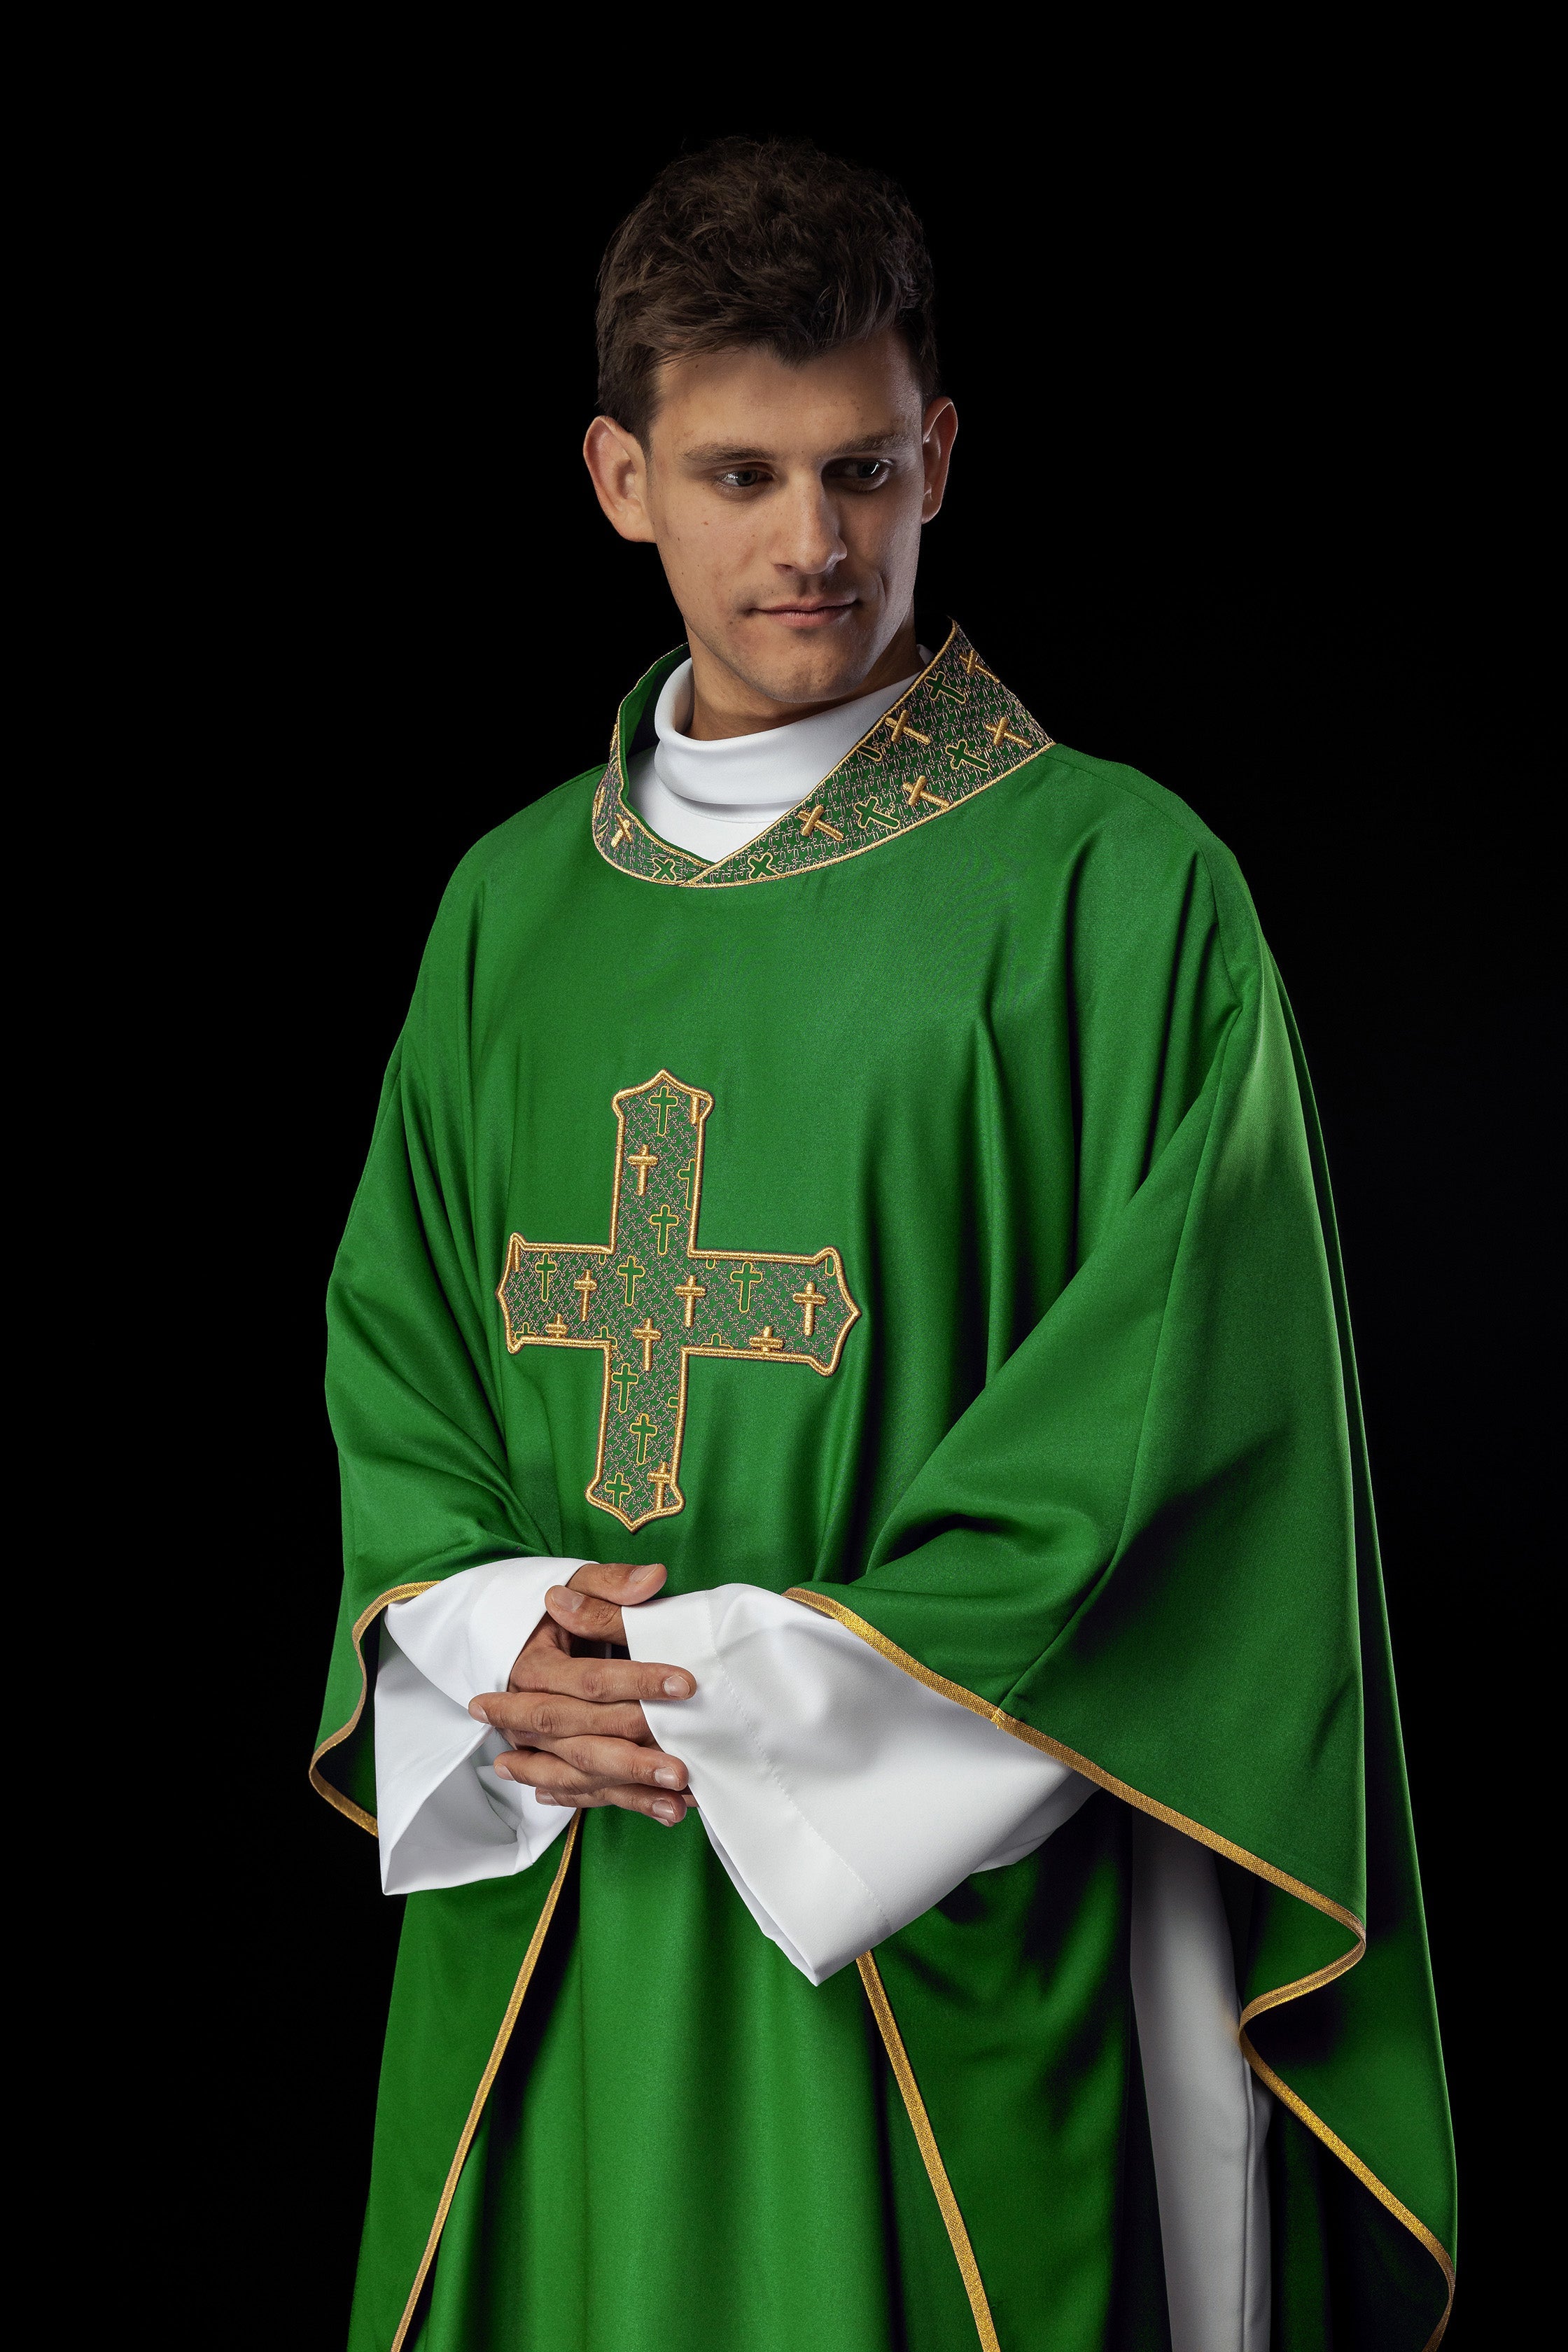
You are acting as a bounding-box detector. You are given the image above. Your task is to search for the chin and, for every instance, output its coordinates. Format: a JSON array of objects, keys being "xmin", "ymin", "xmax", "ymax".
[{"xmin": 734, "ymin": 617, "xmax": 883, "ymax": 708}]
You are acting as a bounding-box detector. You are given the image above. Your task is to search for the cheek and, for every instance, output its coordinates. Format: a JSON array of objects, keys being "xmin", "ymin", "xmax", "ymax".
[
  {"xmin": 657, "ymin": 506, "xmax": 748, "ymax": 587},
  {"xmin": 846, "ymin": 487, "xmax": 925, "ymax": 575}
]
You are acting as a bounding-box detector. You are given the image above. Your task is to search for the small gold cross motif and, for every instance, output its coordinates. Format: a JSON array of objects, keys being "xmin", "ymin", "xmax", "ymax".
[
  {"xmin": 496, "ymin": 1070, "xmax": 860, "ymax": 1532},
  {"xmin": 986, "ymin": 713, "xmax": 1030, "ymax": 751},
  {"xmin": 883, "ymin": 709, "xmax": 931, "ymax": 748},
  {"xmin": 797, "ymin": 804, "xmax": 845, "ymax": 841},
  {"xmin": 610, "ymin": 816, "xmax": 633, "ymax": 848},
  {"xmin": 960, "ymin": 648, "xmax": 998, "ymax": 681},
  {"xmin": 792, "ymin": 1280, "xmax": 826, "ymax": 1336},
  {"xmin": 632, "ymin": 1317, "xmax": 662, "ymax": 1370},
  {"xmin": 904, "ymin": 775, "xmax": 951, "ymax": 813}
]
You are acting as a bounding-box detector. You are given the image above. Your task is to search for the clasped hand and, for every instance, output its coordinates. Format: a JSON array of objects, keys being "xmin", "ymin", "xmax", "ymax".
[{"xmin": 467, "ymin": 1562, "xmax": 694, "ymax": 1826}]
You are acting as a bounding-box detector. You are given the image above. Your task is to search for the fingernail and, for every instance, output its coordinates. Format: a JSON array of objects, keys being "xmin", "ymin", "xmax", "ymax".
[
  {"xmin": 551, "ymin": 1587, "xmax": 583, "ymax": 1614},
  {"xmin": 654, "ymin": 1767, "xmax": 682, "ymax": 1788},
  {"xmin": 630, "ymin": 1564, "xmax": 660, "ymax": 1583},
  {"xmin": 652, "ymin": 1800, "xmax": 680, "ymax": 1823},
  {"xmin": 468, "ymin": 1700, "xmax": 491, "ymax": 1721},
  {"xmin": 662, "ymin": 1674, "xmax": 692, "ymax": 1699}
]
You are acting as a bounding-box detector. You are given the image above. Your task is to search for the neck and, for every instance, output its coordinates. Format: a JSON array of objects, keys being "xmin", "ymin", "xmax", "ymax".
[{"xmin": 684, "ymin": 610, "xmax": 920, "ymax": 742}]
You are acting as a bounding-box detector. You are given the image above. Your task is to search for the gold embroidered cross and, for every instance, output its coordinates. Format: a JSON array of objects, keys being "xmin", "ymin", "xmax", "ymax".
[
  {"xmin": 610, "ymin": 816, "xmax": 634, "ymax": 848},
  {"xmin": 986, "ymin": 713, "xmax": 1031, "ymax": 751},
  {"xmin": 854, "ymin": 796, "xmax": 899, "ymax": 832},
  {"xmin": 883, "ymin": 709, "xmax": 931, "ymax": 748},
  {"xmin": 960, "ymin": 648, "xmax": 998, "ymax": 681},
  {"xmin": 797, "ymin": 804, "xmax": 845, "ymax": 841},
  {"xmin": 792, "ymin": 1280, "xmax": 826, "ymax": 1336},
  {"xmin": 496, "ymin": 1070, "xmax": 860, "ymax": 1529},
  {"xmin": 631, "ymin": 1317, "xmax": 662, "ymax": 1370},
  {"xmin": 904, "ymin": 775, "xmax": 951, "ymax": 813},
  {"xmin": 628, "ymin": 1411, "xmax": 658, "ymax": 1464}
]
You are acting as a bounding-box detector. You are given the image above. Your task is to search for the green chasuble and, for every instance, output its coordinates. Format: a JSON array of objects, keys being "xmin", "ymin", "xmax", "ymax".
[{"xmin": 315, "ymin": 626, "xmax": 1455, "ymax": 2351}]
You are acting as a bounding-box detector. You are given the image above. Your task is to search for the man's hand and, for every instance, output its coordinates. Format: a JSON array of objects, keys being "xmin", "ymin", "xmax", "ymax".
[{"xmin": 467, "ymin": 1562, "xmax": 696, "ymax": 1826}]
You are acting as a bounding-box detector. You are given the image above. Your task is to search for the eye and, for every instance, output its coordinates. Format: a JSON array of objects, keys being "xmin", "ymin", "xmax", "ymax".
[
  {"xmin": 836, "ymin": 460, "xmax": 893, "ymax": 488},
  {"xmin": 717, "ymin": 468, "xmax": 768, "ymax": 489}
]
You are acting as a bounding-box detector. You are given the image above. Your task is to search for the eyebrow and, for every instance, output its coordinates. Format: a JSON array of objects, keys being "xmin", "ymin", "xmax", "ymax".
[{"xmin": 680, "ymin": 429, "xmax": 911, "ymax": 465}]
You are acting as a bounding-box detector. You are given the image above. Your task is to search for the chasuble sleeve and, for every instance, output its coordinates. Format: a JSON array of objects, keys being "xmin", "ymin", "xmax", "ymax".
[
  {"xmin": 785, "ymin": 802, "xmax": 1454, "ymax": 2308},
  {"xmin": 313, "ymin": 868, "xmax": 565, "ymax": 1829}
]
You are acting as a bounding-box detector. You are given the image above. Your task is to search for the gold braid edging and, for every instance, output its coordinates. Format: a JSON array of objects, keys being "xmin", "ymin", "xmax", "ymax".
[
  {"xmin": 789, "ymin": 1588, "xmax": 1454, "ymax": 2344},
  {"xmin": 390, "ymin": 1814, "xmax": 583, "ymax": 2352},
  {"xmin": 856, "ymin": 1952, "xmax": 1001, "ymax": 2352},
  {"xmin": 308, "ymin": 1582, "xmax": 440, "ymax": 1835},
  {"xmin": 1240, "ymin": 2038, "xmax": 1455, "ymax": 2351}
]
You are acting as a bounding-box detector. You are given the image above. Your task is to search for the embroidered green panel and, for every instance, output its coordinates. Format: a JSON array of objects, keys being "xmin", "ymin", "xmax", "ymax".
[
  {"xmin": 590, "ymin": 622, "xmax": 1052, "ymax": 888},
  {"xmin": 496, "ymin": 1070, "xmax": 858, "ymax": 1532}
]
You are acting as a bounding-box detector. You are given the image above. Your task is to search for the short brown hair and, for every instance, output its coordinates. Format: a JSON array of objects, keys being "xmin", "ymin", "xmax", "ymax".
[{"xmin": 596, "ymin": 136, "xmax": 938, "ymax": 442}]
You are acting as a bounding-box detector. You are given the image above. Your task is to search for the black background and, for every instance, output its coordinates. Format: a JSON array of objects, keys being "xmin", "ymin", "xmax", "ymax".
[{"xmin": 177, "ymin": 74, "xmax": 1546, "ymax": 2348}]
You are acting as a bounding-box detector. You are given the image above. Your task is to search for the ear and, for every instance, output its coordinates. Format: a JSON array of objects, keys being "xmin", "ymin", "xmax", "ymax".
[
  {"xmin": 583, "ymin": 414, "xmax": 657, "ymax": 543},
  {"xmin": 919, "ymin": 398, "xmax": 959, "ymax": 524}
]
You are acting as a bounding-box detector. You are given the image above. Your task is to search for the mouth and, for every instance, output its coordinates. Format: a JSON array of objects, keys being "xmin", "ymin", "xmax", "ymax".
[{"xmin": 750, "ymin": 598, "xmax": 858, "ymax": 630}]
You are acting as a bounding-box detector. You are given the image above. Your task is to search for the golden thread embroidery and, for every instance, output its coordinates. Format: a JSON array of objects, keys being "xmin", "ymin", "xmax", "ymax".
[
  {"xmin": 497, "ymin": 1072, "xmax": 859, "ymax": 1531},
  {"xmin": 792, "ymin": 1589, "xmax": 1455, "ymax": 2330},
  {"xmin": 308, "ymin": 1581, "xmax": 439, "ymax": 1833},
  {"xmin": 592, "ymin": 624, "xmax": 1055, "ymax": 892},
  {"xmin": 857, "ymin": 1953, "xmax": 1001, "ymax": 2352},
  {"xmin": 389, "ymin": 1816, "xmax": 583, "ymax": 2352}
]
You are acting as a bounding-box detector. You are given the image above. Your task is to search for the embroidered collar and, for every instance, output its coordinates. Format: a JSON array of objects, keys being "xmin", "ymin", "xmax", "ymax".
[{"xmin": 591, "ymin": 622, "xmax": 1052, "ymax": 888}]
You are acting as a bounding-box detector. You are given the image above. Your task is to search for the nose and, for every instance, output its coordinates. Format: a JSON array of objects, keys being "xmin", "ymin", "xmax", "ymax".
[{"xmin": 771, "ymin": 472, "xmax": 846, "ymax": 578}]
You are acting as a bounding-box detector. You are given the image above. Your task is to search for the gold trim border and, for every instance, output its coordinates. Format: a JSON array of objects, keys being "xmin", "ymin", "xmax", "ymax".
[
  {"xmin": 791, "ymin": 1588, "xmax": 1455, "ymax": 2342},
  {"xmin": 390, "ymin": 1813, "xmax": 582, "ymax": 2352},
  {"xmin": 858, "ymin": 1952, "xmax": 1000, "ymax": 2352},
  {"xmin": 309, "ymin": 1581, "xmax": 439, "ymax": 1835}
]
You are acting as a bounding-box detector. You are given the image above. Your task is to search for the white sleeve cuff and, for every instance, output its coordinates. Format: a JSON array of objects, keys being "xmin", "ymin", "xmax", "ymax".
[
  {"xmin": 624, "ymin": 1583, "xmax": 1091, "ymax": 1984},
  {"xmin": 374, "ymin": 1556, "xmax": 587, "ymax": 1896}
]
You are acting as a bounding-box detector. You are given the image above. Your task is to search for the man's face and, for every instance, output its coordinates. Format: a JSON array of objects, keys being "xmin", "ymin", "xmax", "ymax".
[{"xmin": 586, "ymin": 330, "xmax": 956, "ymax": 721}]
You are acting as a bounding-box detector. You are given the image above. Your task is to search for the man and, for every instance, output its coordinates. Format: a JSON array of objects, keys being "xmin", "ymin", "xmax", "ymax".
[{"xmin": 314, "ymin": 139, "xmax": 1455, "ymax": 2351}]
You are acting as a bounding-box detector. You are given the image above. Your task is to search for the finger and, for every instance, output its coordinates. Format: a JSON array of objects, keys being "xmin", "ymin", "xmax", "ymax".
[
  {"xmin": 547, "ymin": 1560, "xmax": 667, "ymax": 1645},
  {"xmin": 475, "ymin": 1691, "xmax": 652, "ymax": 1746},
  {"xmin": 570, "ymin": 1561, "xmax": 668, "ymax": 1604},
  {"xmin": 545, "ymin": 1586, "xmax": 626, "ymax": 1644},
  {"xmin": 496, "ymin": 1653, "xmax": 694, "ymax": 1704},
  {"xmin": 498, "ymin": 1733, "xmax": 688, "ymax": 1791},
  {"xmin": 536, "ymin": 1782, "xmax": 689, "ymax": 1826},
  {"xmin": 498, "ymin": 1747, "xmax": 690, "ymax": 1816}
]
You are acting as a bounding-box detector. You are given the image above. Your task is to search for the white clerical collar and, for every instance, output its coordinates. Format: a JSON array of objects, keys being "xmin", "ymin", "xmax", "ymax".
[{"xmin": 626, "ymin": 654, "xmax": 927, "ymax": 864}]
